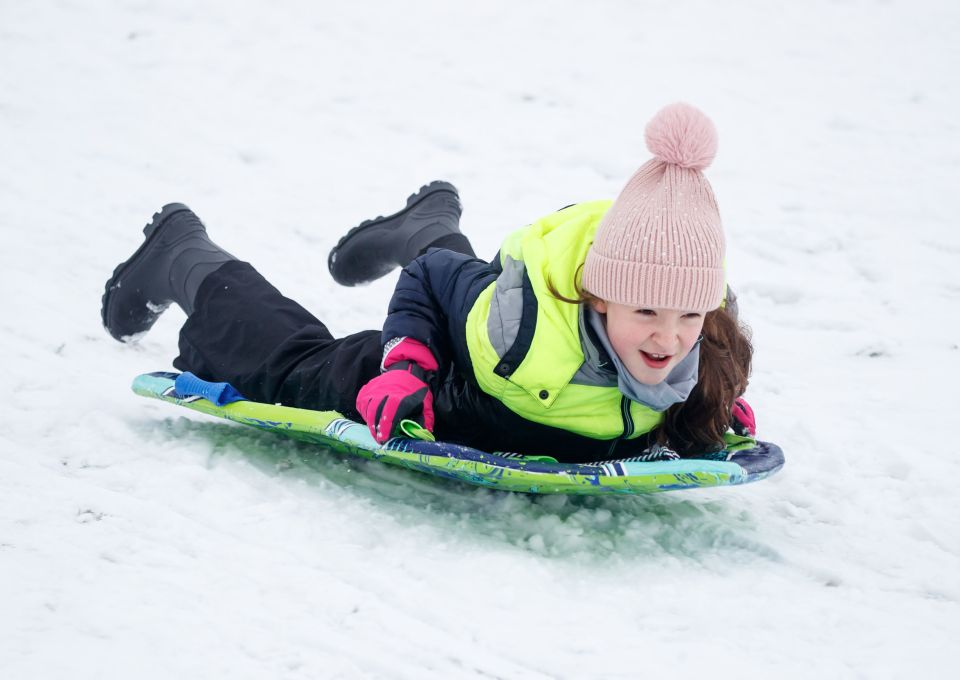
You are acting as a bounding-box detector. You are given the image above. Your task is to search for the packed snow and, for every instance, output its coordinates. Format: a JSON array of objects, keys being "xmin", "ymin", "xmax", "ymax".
[{"xmin": 1, "ymin": 1, "xmax": 958, "ymax": 678}]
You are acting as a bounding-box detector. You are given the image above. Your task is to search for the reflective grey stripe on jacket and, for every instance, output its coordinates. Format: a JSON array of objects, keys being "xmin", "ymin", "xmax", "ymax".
[{"xmin": 487, "ymin": 254, "xmax": 525, "ymax": 358}]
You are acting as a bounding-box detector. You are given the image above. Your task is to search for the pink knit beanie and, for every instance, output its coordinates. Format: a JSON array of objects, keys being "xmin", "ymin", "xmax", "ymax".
[{"xmin": 582, "ymin": 102, "xmax": 725, "ymax": 312}]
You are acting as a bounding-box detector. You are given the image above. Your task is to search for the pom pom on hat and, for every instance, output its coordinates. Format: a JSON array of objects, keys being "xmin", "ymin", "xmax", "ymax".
[{"xmin": 644, "ymin": 102, "xmax": 718, "ymax": 171}]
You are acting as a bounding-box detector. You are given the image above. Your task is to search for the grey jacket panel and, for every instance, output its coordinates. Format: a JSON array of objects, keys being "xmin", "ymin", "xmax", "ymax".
[
  {"xmin": 571, "ymin": 305, "xmax": 617, "ymax": 387},
  {"xmin": 724, "ymin": 286, "xmax": 739, "ymax": 321},
  {"xmin": 486, "ymin": 254, "xmax": 525, "ymax": 358}
]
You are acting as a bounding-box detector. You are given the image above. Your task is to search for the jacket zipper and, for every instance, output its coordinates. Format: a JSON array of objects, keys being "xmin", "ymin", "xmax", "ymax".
[
  {"xmin": 620, "ymin": 395, "xmax": 635, "ymax": 439},
  {"xmin": 606, "ymin": 396, "xmax": 635, "ymax": 458}
]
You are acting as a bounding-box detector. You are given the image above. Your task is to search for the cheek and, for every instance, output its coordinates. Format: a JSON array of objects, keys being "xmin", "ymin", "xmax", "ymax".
[
  {"xmin": 607, "ymin": 318, "xmax": 647, "ymax": 352},
  {"xmin": 680, "ymin": 323, "xmax": 704, "ymax": 350}
]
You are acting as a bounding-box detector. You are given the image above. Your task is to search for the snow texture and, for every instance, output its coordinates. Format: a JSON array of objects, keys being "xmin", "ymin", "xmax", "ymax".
[{"xmin": 1, "ymin": 1, "xmax": 959, "ymax": 678}]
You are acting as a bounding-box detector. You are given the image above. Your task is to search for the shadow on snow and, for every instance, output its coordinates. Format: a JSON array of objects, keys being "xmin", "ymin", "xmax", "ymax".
[{"xmin": 138, "ymin": 415, "xmax": 782, "ymax": 568}]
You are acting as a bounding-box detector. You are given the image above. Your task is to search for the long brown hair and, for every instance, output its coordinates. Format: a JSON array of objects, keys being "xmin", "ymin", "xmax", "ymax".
[
  {"xmin": 548, "ymin": 271, "xmax": 753, "ymax": 456},
  {"xmin": 658, "ymin": 306, "xmax": 752, "ymax": 455}
]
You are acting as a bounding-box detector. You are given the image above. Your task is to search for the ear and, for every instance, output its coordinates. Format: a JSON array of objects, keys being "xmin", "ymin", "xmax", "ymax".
[{"xmin": 590, "ymin": 298, "xmax": 608, "ymax": 314}]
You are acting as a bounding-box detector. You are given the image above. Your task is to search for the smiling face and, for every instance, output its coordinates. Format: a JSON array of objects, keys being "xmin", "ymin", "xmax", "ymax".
[{"xmin": 591, "ymin": 299, "xmax": 706, "ymax": 385}]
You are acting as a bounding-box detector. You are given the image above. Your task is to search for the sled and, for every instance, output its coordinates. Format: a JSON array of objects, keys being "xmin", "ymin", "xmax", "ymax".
[{"xmin": 133, "ymin": 371, "xmax": 784, "ymax": 495}]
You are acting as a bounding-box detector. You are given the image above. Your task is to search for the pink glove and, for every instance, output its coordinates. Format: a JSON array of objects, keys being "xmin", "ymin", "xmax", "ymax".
[
  {"xmin": 356, "ymin": 338, "xmax": 438, "ymax": 444},
  {"xmin": 731, "ymin": 397, "xmax": 757, "ymax": 437}
]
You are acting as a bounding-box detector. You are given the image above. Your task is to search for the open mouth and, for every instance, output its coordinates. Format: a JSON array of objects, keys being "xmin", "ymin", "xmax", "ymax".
[{"xmin": 640, "ymin": 350, "xmax": 672, "ymax": 369}]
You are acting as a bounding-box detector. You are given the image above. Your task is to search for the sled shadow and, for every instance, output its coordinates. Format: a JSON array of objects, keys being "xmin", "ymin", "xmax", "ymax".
[{"xmin": 140, "ymin": 415, "xmax": 781, "ymax": 566}]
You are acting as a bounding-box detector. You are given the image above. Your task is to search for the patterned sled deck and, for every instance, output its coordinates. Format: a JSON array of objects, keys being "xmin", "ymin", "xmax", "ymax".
[{"xmin": 133, "ymin": 372, "xmax": 784, "ymax": 495}]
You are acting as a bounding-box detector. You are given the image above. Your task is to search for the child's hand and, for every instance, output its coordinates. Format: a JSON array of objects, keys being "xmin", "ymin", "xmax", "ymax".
[
  {"xmin": 356, "ymin": 370, "xmax": 434, "ymax": 444},
  {"xmin": 356, "ymin": 337, "xmax": 438, "ymax": 444},
  {"xmin": 731, "ymin": 397, "xmax": 757, "ymax": 437}
]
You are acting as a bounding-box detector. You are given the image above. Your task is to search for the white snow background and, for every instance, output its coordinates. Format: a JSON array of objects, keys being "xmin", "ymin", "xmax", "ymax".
[{"xmin": 1, "ymin": 0, "xmax": 959, "ymax": 678}]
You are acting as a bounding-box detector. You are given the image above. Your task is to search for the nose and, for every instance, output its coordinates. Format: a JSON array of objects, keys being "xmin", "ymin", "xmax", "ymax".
[{"xmin": 649, "ymin": 316, "xmax": 680, "ymax": 350}]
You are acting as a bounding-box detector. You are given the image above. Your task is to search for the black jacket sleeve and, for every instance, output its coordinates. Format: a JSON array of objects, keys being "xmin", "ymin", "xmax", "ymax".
[{"xmin": 381, "ymin": 248, "xmax": 497, "ymax": 374}]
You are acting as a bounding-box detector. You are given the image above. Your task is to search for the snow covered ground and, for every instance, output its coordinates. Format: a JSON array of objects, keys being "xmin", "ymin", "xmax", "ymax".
[{"xmin": 2, "ymin": 0, "xmax": 959, "ymax": 677}]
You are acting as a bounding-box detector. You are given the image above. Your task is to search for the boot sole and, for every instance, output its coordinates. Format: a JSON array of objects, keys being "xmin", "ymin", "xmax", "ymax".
[
  {"xmin": 100, "ymin": 203, "xmax": 193, "ymax": 341},
  {"xmin": 327, "ymin": 181, "xmax": 459, "ymax": 282}
]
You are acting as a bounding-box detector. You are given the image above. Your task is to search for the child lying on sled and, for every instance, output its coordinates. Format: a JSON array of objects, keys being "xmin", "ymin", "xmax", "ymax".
[{"xmin": 101, "ymin": 103, "xmax": 755, "ymax": 463}]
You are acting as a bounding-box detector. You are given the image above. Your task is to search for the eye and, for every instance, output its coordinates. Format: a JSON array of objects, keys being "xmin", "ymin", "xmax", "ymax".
[
  {"xmin": 635, "ymin": 309, "xmax": 656, "ymax": 316},
  {"xmin": 682, "ymin": 312, "xmax": 702, "ymax": 319}
]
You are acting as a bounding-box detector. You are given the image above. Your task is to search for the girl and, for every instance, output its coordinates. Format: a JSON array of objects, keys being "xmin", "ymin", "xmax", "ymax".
[{"xmin": 101, "ymin": 103, "xmax": 755, "ymax": 463}]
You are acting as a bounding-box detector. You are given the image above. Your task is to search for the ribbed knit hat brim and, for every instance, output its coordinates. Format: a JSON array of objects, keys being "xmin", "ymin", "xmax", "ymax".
[{"xmin": 582, "ymin": 249, "xmax": 725, "ymax": 312}]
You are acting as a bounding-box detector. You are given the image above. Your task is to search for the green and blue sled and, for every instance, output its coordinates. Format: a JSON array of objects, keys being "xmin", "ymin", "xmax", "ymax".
[{"xmin": 133, "ymin": 371, "xmax": 784, "ymax": 495}]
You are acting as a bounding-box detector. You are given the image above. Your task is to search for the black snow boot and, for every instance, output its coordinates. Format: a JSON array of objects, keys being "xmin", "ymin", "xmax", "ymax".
[
  {"xmin": 101, "ymin": 203, "xmax": 235, "ymax": 342},
  {"xmin": 328, "ymin": 181, "xmax": 473, "ymax": 287}
]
